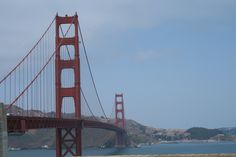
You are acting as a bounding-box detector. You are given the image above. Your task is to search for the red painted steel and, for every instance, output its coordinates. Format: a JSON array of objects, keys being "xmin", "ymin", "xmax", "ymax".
[
  {"xmin": 7, "ymin": 116, "xmax": 82, "ymax": 133},
  {"xmin": 55, "ymin": 13, "xmax": 81, "ymax": 157},
  {"xmin": 115, "ymin": 93, "xmax": 126, "ymax": 147},
  {"xmin": 7, "ymin": 116, "xmax": 125, "ymax": 133}
]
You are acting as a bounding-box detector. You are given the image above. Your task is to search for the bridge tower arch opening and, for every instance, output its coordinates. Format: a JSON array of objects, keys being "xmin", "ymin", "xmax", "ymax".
[
  {"xmin": 55, "ymin": 13, "xmax": 82, "ymax": 157},
  {"xmin": 115, "ymin": 93, "xmax": 126, "ymax": 147}
]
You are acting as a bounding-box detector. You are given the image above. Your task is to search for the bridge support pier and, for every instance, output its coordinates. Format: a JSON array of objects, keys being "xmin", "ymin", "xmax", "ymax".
[
  {"xmin": 0, "ymin": 103, "xmax": 7, "ymax": 157},
  {"xmin": 116, "ymin": 132, "xmax": 126, "ymax": 147},
  {"xmin": 56, "ymin": 128, "xmax": 81, "ymax": 157}
]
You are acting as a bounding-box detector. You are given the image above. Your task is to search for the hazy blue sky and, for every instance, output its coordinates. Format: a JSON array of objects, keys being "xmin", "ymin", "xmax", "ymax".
[{"xmin": 0, "ymin": 0, "xmax": 236, "ymax": 129}]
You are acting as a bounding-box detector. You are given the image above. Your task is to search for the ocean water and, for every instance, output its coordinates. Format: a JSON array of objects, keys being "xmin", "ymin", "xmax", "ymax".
[{"xmin": 7, "ymin": 142, "xmax": 236, "ymax": 157}]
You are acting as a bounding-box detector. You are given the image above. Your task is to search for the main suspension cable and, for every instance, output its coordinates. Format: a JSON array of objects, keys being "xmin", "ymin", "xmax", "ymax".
[
  {"xmin": 81, "ymin": 88, "xmax": 97, "ymax": 120},
  {"xmin": 0, "ymin": 17, "xmax": 55, "ymax": 85},
  {"xmin": 7, "ymin": 15, "xmax": 75, "ymax": 109},
  {"xmin": 78, "ymin": 20, "xmax": 108, "ymax": 119}
]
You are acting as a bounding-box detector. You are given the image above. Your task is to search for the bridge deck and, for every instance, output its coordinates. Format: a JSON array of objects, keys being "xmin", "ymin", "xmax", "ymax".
[{"xmin": 7, "ymin": 116, "xmax": 125, "ymax": 133}]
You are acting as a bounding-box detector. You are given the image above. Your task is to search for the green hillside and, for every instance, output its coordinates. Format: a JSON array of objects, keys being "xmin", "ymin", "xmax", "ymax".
[{"xmin": 186, "ymin": 127, "xmax": 223, "ymax": 140}]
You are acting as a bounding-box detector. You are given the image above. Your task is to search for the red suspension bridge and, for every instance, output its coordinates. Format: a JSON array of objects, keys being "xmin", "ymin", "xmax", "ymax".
[{"xmin": 0, "ymin": 13, "xmax": 126, "ymax": 157}]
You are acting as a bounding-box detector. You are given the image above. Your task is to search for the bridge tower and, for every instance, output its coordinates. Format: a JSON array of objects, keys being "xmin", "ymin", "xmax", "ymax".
[
  {"xmin": 55, "ymin": 14, "xmax": 82, "ymax": 157},
  {"xmin": 115, "ymin": 93, "xmax": 126, "ymax": 147}
]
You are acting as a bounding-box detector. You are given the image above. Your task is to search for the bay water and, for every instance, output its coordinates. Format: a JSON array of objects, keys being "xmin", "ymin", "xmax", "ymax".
[{"xmin": 7, "ymin": 142, "xmax": 236, "ymax": 157}]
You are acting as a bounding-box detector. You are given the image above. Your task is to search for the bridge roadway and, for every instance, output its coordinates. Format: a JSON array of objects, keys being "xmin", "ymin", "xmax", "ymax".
[{"xmin": 7, "ymin": 116, "xmax": 125, "ymax": 133}]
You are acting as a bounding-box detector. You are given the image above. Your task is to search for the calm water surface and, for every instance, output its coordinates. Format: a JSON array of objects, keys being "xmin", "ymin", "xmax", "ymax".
[{"xmin": 7, "ymin": 142, "xmax": 236, "ymax": 157}]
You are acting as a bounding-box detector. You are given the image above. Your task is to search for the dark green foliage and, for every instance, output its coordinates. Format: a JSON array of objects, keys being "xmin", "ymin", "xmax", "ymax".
[
  {"xmin": 138, "ymin": 125, "xmax": 146, "ymax": 134},
  {"xmin": 186, "ymin": 127, "xmax": 223, "ymax": 140}
]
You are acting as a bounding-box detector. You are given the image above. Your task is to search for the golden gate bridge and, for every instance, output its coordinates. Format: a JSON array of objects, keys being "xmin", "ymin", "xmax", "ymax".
[{"xmin": 0, "ymin": 13, "xmax": 126, "ymax": 157}]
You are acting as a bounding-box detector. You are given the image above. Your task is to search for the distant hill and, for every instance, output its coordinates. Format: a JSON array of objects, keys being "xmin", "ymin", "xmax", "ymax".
[
  {"xmin": 186, "ymin": 127, "xmax": 223, "ymax": 140},
  {"xmin": 8, "ymin": 128, "xmax": 116, "ymax": 149},
  {"xmin": 219, "ymin": 127, "xmax": 236, "ymax": 136}
]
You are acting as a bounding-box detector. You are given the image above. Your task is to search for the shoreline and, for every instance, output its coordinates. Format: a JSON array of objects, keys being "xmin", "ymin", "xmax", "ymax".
[{"xmin": 8, "ymin": 140, "xmax": 236, "ymax": 150}]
